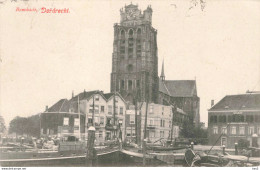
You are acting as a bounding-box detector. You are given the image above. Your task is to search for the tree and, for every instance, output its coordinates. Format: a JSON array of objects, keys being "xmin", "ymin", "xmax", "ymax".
[
  {"xmin": 180, "ymin": 119, "xmax": 208, "ymax": 144},
  {"xmin": 0, "ymin": 115, "xmax": 6, "ymax": 133},
  {"xmin": 8, "ymin": 114, "xmax": 40, "ymax": 137},
  {"xmin": 26, "ymin": 114, "xmax": 40, "ymax": 137},
  {"xmin": 180, "ymin": 119, "xmax": 195, "ymax": 138},
  {"xmin": 238, "ymin": 139, "xmax": 250, "ymax": 149},
  {"xmin": 9, "ymin": 116, "xmax": 27, "ymax": 136}
]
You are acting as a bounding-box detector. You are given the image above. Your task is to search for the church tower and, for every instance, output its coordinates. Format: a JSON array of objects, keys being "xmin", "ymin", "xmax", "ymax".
[{"xmin": 110, "ymin": 4, "xmax": 159, "ymax": 103}]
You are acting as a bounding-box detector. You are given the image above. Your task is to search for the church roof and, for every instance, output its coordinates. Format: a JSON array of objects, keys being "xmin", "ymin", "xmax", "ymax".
[
  {"xmin": 209, "ymin": 93, "xmax": 260, "ymax": 111},
  {"xmin": 159, "ymin": 79, "xmax": 197, "ymax": 97}
]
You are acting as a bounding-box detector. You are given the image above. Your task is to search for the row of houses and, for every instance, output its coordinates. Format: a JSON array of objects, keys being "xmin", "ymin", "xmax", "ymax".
[{"xmin": 41, "ymin": 90, "xmax": 187, "ymax": 145}]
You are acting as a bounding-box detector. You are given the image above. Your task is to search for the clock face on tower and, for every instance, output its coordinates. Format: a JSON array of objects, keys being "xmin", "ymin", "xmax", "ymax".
[{"xmin": 126, "ymin": 9, "xmax": 136, "ymax": 19}]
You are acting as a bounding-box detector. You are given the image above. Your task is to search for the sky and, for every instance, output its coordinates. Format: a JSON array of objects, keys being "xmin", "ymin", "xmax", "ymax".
[{"xmin": 0, "ymin": 0, "xmax": 260, "ymax": 127}]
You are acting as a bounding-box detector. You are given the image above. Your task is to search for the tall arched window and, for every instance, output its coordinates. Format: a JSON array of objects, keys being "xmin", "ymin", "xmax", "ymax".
[
  {"xmin": 128, "ymin": 29, "xmax": 134, "ymax": 58},
  {"xmin": 120, "ymin": 30, "xmax": 125, "ymax": 58},
  {"xmin": 127, "ymin": 64, "xmax": 133, "ymax": 72},
  {"xmin": 136, "ymin": 28, "xmax": 142, "ymax": 58}
]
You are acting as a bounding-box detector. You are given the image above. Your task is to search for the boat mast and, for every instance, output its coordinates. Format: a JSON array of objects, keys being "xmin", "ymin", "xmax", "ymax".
[
  {"xmin": 170, "ymin": 104, "xmax": 176, "ymax": 143},
  {"xmin": 78, "ymin": 95, "xmax": 81, "ymax": 140},
  {"xmin": 143, "ymin": 78, "xmax": 149, "ymax": 166},
  {"xmin": 134, "ymin": 93, "xmax": 138, "ymax": 144},
  {"xmin": 92, "ymin": 93, "xmax": 95, "ymax": 127},
  {"xmin": 143, "ymin": 98, "xmax": 148, "ymax": 166},
  {"xmin": 113, "ymin": 91, "xmax": 116, "ymax": 139}
]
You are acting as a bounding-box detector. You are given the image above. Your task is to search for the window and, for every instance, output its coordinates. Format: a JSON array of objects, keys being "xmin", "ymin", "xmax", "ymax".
[
  {"xmin": 130, "ymin": 115, "xmax": 135, "ymax": 124},
  {"xmin": 88, "ymin": 118, "xmax": 93, "ymax": 123},
  {"xmin": 127, "ymin": 64, "xmax": 133, "ymax": 72},
  {"xmin": 63, "ymin": 117, "xmax": 69, "ymax": 126},
  {"xmin": 221, "ymin": 127, "xmax": 227, "ymax": 134},
  {"xmin": 106, "ymin": 117, "xmax": 111, "ymax": 125},
  {"xmin": 137, "ymin": 80, "xmax": 140, "ymax": 88},
  {"xmin": 257, "ymin": 127, "xmax": 260, "ymax": 135},
  {"xmin": 246, "ymin": 115, "xmax": 254, "ymax": 123},
  {"xmin": 118, "ymin": 119, "xmax": 123, "ymax": 126},
  {"xmin": 95, "ymin": 105, "xmax": 99, "ymax": 113},
  {"xmin": 137, "ymin": 28, "xmax": 141, "ymax": 36},
  {"xmin": 149, "ymin": 105, "xmax": 154, "ymax": 114},
  {"xmin": 114, "ymin": 118, "xmax": 118, "ymax": 125},
  {"xmin": 210, "ymin": 116, "xmax": 214, "ymax": 123},
  {"xmin": 101, "ymin": 106, "xmax": 105, "ymax": 112},
  {"xmin": 239, "ymin": 126, "xmax": 245, "ymax": 135},
  {"xmin": 231, "ymin": 126, "xmax": 236, "ymax": 135},
  {"xmin": 94, "ymin": 117, "xmax": 99, "ymax": 124},
  {"xmin": 120, "ymin": 107, "xmax": 123, "ymax": 115},
  {"xmin": 99, "ymin": 131, "xmax": 103, "ymax": 138},
  {"xmin": 232, "ymin": 115, "xmax": 236, "ymax": 122},
  {"xmin": 128, "ymin": 80, "xmax": 133, "ymax": 90},
  {"xmin": 115, "ymin": 96, "xmax": 119, "ymax": 103},
  {"xmin": 221, "ymin": 137, "xmax": 227, "ymax": 147},
  {"xmin": 228, "ymin": 115, "xmax": 232, "ymax": 122},
  {"xmin": 74, "ymin": 118, "xmax": 79, "ymax": 126},
  {"xmin": 160, "ymin": 131, "xmax": 164, "ymax": 138},
  {"xmin": 255, "ymin": 115, "xmax": 260, "ymax": 122},
  {"xmin": 108, "ymin": 105, "xmax": 112, "ymax": 114},
  {"xmin": 115, "ymin": 106, "xmax": 118, "ymax": 115},
  {"xmin": 248, "ymin": 126, "xmax": 254, "ymax": 135},
  {"xmin": 160, "ymin": 119, "xmax": 165, "ymax": 127},
  {"xmin": 240, "ymin": 115, "xmax": 244, "ymax": 122},
  {"xmin": 149, "ymin": 131, "xmax": 155, "ymax": 138},
  {"xmin": 149, "ymin": 119, "xmax": 154, "ymax": 126},
  {"xmin": 120, "ymin": 30, "xmax": 125, "ymax": 38},
  {"xmin": 213, "ymin": 126, "xmax": 218, "ymax": 134},
  {"xmin": 129, "ymin": 29, "xmax": 133, "ymax": 36},
  {"xmin": 100, "ymin": 117, "xmax": 104, "ymax": 126},
  {"xmin": 95, "ymin": 95, "xmax": 99, "ymax": 101},
  {"xmin": 219, "ymin": 115, "xmax": 226, "ymax": 123},
  {"xmin": 89, "ymin": 105, "xmax": 93, "ymax": 113},
  {"xmin": 121, "ymin": 80, "xmax": 125, "ymax": 90}
]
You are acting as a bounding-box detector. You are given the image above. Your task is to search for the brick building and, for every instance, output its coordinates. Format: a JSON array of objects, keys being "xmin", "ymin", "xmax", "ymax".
[
  {"xmin": 208, "ymin": 92, "xmax": 260, "ymax": 148},
  {"xmin": 41, "ymin": 99, "xmax": 85, "ymax": 138}
]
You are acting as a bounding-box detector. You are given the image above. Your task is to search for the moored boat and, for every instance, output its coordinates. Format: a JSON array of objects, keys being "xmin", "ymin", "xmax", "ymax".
[
  {"xmin": 0, "ymin": 137, "xmax": 120, "ymax": 167},
  {"xmin": 184, "ymin": 148, "xmax": 260, "ymax": 167}
]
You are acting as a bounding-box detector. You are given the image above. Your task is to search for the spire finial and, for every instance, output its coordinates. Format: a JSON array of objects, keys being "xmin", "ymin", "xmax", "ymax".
[{"xmin": 160, "ymin": 59, "xmax": 165, "ymax": 81}]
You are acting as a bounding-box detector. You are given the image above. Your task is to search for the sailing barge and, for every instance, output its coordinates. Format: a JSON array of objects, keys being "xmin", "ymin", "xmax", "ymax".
[{"xmin": 0, "ymin": 141, "xmax": 120, "ymax": 167}]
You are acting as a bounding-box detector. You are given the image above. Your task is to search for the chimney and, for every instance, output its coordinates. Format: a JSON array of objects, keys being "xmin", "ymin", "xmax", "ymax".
[
  {"xmin": 72, "ymin": 90, "xmax": 74, "ymax": 98},
  {"xmin": 84, "ymin": 89, "xmax": 86, "ymax": 97},
  {"xmin": 246, "ymin": 90, "xmax": 260, "ymax": 94},
  {"xmin": 211, "ymin": 100, "xmax": 214, "ymax": 107},
  {"xmin": 45, "ymin": 105, "xmax": 48, "ymax": 112}
]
